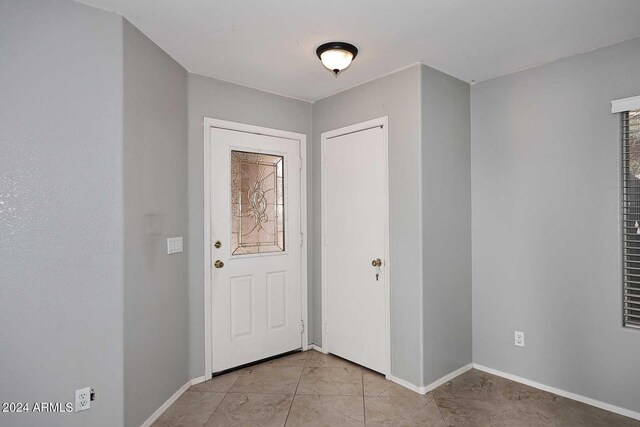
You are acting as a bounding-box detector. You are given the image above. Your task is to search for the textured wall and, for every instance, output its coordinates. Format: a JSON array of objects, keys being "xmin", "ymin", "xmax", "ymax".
[
  {"xmin": 187, "ymin": 74, "xmax": 312, "ymax": 379},
  {"xmin": 0, "ymin": 1, "xmax": 125, "ymax": 426},
  {"xmin": 312, "ymin": 66, "xmax": 424, "ymax": 386},
  {"xmin": 122, "ymin": 20, "xmax": 189, "ymax": 427},
  {"xmin": 421, "ymin": 65, "xmax": 472, "ymax": 386},
  {"xmin": 472, "ymin": 37, "xmax": 640, "ymax": 413}
]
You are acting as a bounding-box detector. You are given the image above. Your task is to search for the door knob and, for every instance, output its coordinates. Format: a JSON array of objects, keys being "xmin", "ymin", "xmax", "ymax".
[
  {"xmin": 371, "ymin": 258, "xmax": 382, "ymax": 267},
  {"xmin": 214, "ymin": 260, "xmax": 224, "ymax": 269},
  {"xmin": 214, "ymin": 240, "xmax": 222, "ymax": 249}
]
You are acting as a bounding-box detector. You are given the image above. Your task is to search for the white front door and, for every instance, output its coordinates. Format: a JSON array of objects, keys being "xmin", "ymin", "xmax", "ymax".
[
  {"xmin": 210, "ymin": 126, "xmax": 302, "ymax": 372},
  {"xmin": 323, "ymin": 122, "xmax": 389, "ymax": 374}
]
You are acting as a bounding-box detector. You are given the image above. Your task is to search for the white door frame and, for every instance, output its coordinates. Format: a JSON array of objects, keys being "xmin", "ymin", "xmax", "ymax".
[
  {"xmin": 203, "ymin": 117, "xmax": 308, "ymax": 378},
  {"xmin": 320, "ymin": 116, "xmax": 391, "ymax": 376}
]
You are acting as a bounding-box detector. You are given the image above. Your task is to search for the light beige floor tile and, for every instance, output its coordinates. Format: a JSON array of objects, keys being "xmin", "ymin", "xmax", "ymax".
[
  {"xmin": 265, "ymin": 351, "xmax": 308, "ymax": 368},
  {"xmin": 365, "ymin": 396, "xmax": 446, "ymax": 427},
  {"xmin": 296, "ymin": 367, "xmax": 363, "ymax": 395},
  {"xmin": 230, "ymin": 365, "xmax": 303, "ymax": 394},
  {"xmin": 205, "ymin": 393, "xmax": 293, "ymax": 427},
  {"xmin": 432, "ymin": 369, "xmax": 503, "ymax": 401},
  {"xmin": 515, "ymin": 398, "xmax": 640, "ymax": 427},
  {"xmin": 362, "ymin": 369, "xmax": 426, "ymax": 398},
  {"xmin": 152, "ymin": 391, "xmax": 225, "ymax": 427},
  {"xmin": 285, "ymin": 394, "xmax": 364, "ymax": 427},
  {"xmin": 497, "ymin": 378, "xmax": 561, "ymax": 402},
  {"xmin": 153, "ymin": 359, "xmax": 640, "ymax": 427},
  {"xmin": 433, "ymin": 368, "xmax": 557, "ymax": 402},
  {"xmin": 304, "ymin": 350, "xmax": 359, "ymax": 368},
  {"xmin": 189, "ymin": 371, "xmax": 240, "ymax": 393},
  {"xmin": 436, "ymin": 377, "xmax": 640, "ymax": 427},
  {"xmin": 435, "ymin": 396, "xmax": 529, "ymax": 427}
]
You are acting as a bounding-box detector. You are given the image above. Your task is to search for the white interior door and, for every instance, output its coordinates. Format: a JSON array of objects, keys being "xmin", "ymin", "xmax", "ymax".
[
  {"xmin": 323, "ymin": 123, "xmax": 388, "ymax": 374},
  {"xmin": 210, "ymin": 127, "xmax": 302, "ymax": 372}
]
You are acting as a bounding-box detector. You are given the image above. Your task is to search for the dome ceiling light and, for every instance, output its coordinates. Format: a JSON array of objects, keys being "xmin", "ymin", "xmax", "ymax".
[{"xmin": 316, "ymin": 42, "xmax": 358, "ymax": 76}]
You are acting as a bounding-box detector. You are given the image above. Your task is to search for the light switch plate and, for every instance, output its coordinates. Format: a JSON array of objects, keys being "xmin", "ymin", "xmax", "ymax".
[{"xmin": 167, "ymin": 237, "xmax": 183, "ymax": 254}]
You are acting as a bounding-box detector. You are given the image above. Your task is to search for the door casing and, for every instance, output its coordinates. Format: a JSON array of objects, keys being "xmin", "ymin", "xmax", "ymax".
[
  {"xmin": 203, "ymin": 117, "xmax": 308, "ymax": 378},
  {"xmin": 320, "ymin": 116, "xmax": 391, "ymax": 376}
]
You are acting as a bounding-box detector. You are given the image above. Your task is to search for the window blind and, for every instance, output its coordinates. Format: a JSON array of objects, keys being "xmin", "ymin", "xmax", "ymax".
[{"xmin": 622, "ymin": 109, "xmax": 640, "ymax": 329}]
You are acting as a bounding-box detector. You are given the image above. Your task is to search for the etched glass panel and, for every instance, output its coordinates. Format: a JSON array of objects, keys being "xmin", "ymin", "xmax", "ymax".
[{"xmin": 231, "ymin": 150, "xmax": 285, "ymax": 255}]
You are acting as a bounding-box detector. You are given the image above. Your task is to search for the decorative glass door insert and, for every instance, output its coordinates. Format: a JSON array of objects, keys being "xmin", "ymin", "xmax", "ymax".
[{"xmin": 231, "ymin": 150, "xmax": 285, "ymax": 255}]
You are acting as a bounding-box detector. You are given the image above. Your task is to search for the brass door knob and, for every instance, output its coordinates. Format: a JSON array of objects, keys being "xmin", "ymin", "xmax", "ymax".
[
  {"xmin": 214, "ymin": 260, "xmax": 224, "ymax": 269},
  {"xmin": 371, "ymin": 258, "xmax": 382, "ymax": 267}
]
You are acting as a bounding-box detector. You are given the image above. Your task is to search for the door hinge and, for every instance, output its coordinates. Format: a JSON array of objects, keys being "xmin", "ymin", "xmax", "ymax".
[
  {"xmin": 300, "ymin": 232, "xmax": 304, "ymax": 247},
  {"xmin": 301, "ymin": 320, "xmax": 305, "ymax": 334},
  {"xmin": 299, "ymin": 157, "xmax": 303, "ymax": 170}
]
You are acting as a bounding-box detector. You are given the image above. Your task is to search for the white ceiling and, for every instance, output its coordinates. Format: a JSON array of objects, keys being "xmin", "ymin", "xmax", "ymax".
[{"xmin": 79, "ymin": 0, "xmax": 640, "ymax": 102}]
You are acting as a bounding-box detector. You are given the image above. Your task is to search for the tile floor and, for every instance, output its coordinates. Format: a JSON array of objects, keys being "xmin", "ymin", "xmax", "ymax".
[{"xmin": 153, "ymin": 350, "xmax": 639, "ymax": 426}]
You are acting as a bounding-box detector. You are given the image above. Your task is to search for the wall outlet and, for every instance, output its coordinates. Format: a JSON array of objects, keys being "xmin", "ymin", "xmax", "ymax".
[
  {"xmin": 514, "ymin": 331, "xmax": 525, "ymax": 347},
  {"xmin": 75, "ymin": 387, "xmax": 91, "ymax": 412}
]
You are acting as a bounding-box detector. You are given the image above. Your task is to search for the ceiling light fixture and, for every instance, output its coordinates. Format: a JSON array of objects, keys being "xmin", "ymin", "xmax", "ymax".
[{"xmin": 316, "ymin": 42, "xmax": 358, "ymax": 76}]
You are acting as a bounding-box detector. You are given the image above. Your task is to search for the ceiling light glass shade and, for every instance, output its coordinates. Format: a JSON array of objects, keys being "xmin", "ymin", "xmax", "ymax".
[
  {"xmin": 316, "ymin": 42, "xmax": 358, "ymax": 76},
  {"xmin": 320, "ymin": 49, "xmax": 353, "ymax": 73}
]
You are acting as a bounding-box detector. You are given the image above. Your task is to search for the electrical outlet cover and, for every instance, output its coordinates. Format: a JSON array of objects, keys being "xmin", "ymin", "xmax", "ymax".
[
  {"xmin": 75, "ymin": 387, "xmax": 91, "ymax": 412},
  {"xmin": 514, "ymin": 331, "xmax": 525, "ymax": 347}
]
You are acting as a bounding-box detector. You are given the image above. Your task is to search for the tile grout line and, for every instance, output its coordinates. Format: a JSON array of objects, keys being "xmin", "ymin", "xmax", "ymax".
[
  {"xmin": 282, "ymin": 361, "xmax": 306, "ymax": 426},
  {"xmin": 225, "ymin": 391, "xmax": 365, "ymax": 396},
  {"xmin": 432, "ymin": 393, "xmax": 448, "ymax": 425},
  {"xmin": 201, "ymin": 374, "xmax": 241, "ymax": 426},
  {"xmin": 201, "ymin": 391, "xmax": 226, "ymax": 427}
]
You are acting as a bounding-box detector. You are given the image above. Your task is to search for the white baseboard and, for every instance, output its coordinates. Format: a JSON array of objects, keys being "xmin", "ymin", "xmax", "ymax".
[
  {"xmin": 190, "ymin": 375, "xmax": 207, "ymax": 386},
  {"xmin": 473, "ymin": 364, "xmax": 640, "ymax": 421},
  {"xmin": 423, "ymin": 363, "xmax": 474, "ymax": 393},
  {"xmin": 309, "ymin": 344, "xmax": 327, "ymax": 354},
  {"xmin": 386, "ymin": 374, "xmax": 427, "ymax": 394},
  {"xmin": 140, "ymin": 379, "xmax": 192, "ymax": 427},
  {"xmin": 387, "ymin": 363, "xmax": 473, "ymax": 396}
]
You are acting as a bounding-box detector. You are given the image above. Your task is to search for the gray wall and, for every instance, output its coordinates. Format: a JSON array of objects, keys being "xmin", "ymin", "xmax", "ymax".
[
  {"xmin": 421, "ymin": 65, "xmax": 472, "ymax": 385},
  {"xmin": 0, "ymin": 1, "xmax": 125, "ymax": 426},
  {"xmin": 187, "ymin": 74, "xmax": 313, "ymax": 379},
  {"xmin": 472, "ymin": 37, "xmax": 640, "ymax": 413},
  {"xmin": 123, "ymin": 21, "xmax": 189, "ymax": 427},
  {"xmin": 312, "ymin": 65, "xmax": 424, "ymax": 385}
]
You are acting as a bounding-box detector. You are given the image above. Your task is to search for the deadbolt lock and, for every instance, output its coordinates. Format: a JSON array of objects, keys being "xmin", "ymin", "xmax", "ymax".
[
  {"xmin": 371, "ymin": 258, "xmax": 382, "ymax": 267},
  {"xmin": 214, "ymin": 260, "xmax": 224, "ymax": 269},
  {"xmin": 214, "ymin": 240, "xmax": 222, "ymax": 249}
]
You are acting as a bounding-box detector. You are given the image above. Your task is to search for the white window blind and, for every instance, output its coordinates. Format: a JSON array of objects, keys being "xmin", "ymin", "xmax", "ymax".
[{"xmin": 622, "ymin": 109, "xmax": 640, "ymax": 329}]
